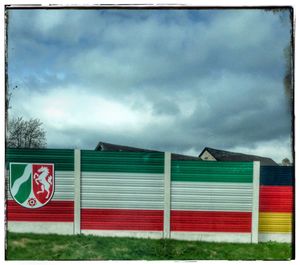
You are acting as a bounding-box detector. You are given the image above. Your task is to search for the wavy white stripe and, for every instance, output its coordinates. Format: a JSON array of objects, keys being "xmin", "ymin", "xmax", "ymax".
[{"xmin": 10, "ymin": 164, "xmax": 32, "ymax": 197}]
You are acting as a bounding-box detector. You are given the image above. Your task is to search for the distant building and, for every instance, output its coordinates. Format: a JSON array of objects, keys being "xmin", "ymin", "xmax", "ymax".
[
  {"xmin": 199, "ymin": 147, "xmax": 278, "ymax": 166},
  {"xmin": 95, "ymin": 141, "xmax": 200, "ymax": 161}
]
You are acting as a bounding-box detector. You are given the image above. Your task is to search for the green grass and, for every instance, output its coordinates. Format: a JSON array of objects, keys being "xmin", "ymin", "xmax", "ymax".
[{"xmin": 6, "ymin": 232, "xmax": 293, "ymax": 260}]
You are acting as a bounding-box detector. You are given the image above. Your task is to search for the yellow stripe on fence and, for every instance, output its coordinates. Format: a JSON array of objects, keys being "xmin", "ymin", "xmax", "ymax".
[{"xmin": 259, "ymin": 212, "xmax": 292, "ymax": 233}]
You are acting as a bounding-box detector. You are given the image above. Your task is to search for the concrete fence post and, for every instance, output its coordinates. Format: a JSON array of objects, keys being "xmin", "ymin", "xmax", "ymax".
[
  {"xmin": 163, "ymin": 152, "xmax": 171, "ymax": 239},
  {"xmin": 74, "ymin": 149, "xmax": 81, "ymax": 234},
  {"xmin": 251, "ymin": 161, "xmax": 260, "ymax": 243}
]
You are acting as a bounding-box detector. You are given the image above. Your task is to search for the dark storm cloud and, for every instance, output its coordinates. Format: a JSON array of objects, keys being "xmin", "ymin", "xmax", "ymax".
[{"xmin": 8, "ymin": 8, "xmax": 293, "ymax": 162}]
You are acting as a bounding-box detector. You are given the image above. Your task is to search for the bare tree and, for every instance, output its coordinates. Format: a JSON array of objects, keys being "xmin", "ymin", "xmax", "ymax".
[{"xmin": 7, "ymin": 117, "xmax": 47, "ymax": 148}]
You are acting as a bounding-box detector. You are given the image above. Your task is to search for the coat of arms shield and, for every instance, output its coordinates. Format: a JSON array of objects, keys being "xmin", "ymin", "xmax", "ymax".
[{"xmin": 9, "ymin": 163, "xmax": 55, "ymax": 208}]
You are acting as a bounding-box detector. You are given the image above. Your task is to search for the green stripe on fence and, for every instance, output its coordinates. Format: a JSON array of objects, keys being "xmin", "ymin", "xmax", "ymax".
[
  {"xmin": 81, "ymin": 150, "xmax": 164, "ymax": 173},
  {"xmin": 171, "ymin": 161, "xmax": 253, "ymax": 183},
  {"xmin": 6, "ymin": 148, "xmax": 74, "ymax": 171}
]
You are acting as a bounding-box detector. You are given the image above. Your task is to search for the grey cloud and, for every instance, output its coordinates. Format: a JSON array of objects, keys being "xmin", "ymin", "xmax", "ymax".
[
  {"xmin": 7, "ymin": 8, "xmax": 293, "ymax": 161},
  {"xmin": 152, "ymin": 99, "xmax": 180, "ymax": 115},
  {"xmin": 9, "ymin": 9, "xmax": 290, "ymax": 95}
]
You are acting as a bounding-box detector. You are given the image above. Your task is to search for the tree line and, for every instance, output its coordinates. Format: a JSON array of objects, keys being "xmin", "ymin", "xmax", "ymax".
[{"xmin": 7, "ymin": 117, "xmax": 46, "ymax": 148}]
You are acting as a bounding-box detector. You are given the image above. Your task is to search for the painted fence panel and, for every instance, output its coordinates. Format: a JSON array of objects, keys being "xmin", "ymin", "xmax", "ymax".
[
  {"xmin": 8, "ymin": 148, "xmax": 288, "ymax": 243},
  {"xmin": 259, "ymin": 166, "xmax": 294, "ymax": 243},
  {"xmin": 170, "ymin": 160, "xmax": 255, "ymax": 243},
  {"xmin": 80, "ymin": 151, "xmax": 165, "ymax": 238},
  {"xmin": 6, "ymin": 148, "xmax": 75, "ymax": 235}
]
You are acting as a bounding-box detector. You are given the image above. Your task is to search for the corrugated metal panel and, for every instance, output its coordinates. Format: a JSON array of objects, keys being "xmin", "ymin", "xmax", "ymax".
[
  {"xmin": 171, "ymin": 211, "xmax": 252, "ymax": 232},
  {"xmin": 259, "ymin": 212, "xmax": 292, "ymax": 233},
  {"xmin": 259, "ymin": 186, "xmax": 293, "ymax": 213},
  {"xmin": 6, "ymin": 171, "xmax": 74, "ymax": 201},
  {"xmin": 81, "ymin": 172, "xmax": 164, "ymax": 209},
  {"xmin": 81, "ymin": 150, "xmax": 164, "ymax": 173},
  {"xmin": 81, "ymin": 151, "xmax": 164, "ymax": 231},
  {"xmin": 260, "ymin": 166, "xmax": 294, "ymax": 186},
  {"xmin": 5, "ymin": 148, "xmax": 74, "ymax": 171},
  {"xmin": 170, "ymin": 161, "xmax": 253, "ymax": 234},
  {"xmin": 171, "ymin": 181, "xmax": 252, "ymax": 212},
  {"xmin": 258, "ymin": 166, "xmax": 294, "ymax": 240},
  {"xmin": 7, "ymin": 200, "xmax": 74, "ymax": 222},
  {"xmin": 81, "ymin": 209, "xmax": 163, "ymax": 231},
  {"xmin": 172, "ymin": 161, "xmax": 253, "ymax": 182}
]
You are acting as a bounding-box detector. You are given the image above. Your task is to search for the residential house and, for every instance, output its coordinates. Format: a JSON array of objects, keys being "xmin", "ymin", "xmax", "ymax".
[{"xmin": 199, "ymin": 147, "xmax": 278, "ymax": 166}]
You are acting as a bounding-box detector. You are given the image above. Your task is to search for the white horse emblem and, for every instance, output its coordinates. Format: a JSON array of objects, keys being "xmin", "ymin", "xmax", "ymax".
[{"xmin": 33, "ymin": 166, "xmax": 53, "ymax": 199}]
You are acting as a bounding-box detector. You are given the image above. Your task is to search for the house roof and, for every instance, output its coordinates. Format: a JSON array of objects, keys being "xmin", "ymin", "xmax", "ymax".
[
  {"xmin": 95, "ymin": 141, "xmax": 200, "ymax": 161},
  {"xmin": 199, "ymin": 147, "xmax": 278, "ymax": 166}
]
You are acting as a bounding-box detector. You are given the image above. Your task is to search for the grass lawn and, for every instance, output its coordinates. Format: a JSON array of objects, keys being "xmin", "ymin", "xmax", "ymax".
[{"xmin": 6, "ymin": 232, "xmax": 293, "ymax": 260}]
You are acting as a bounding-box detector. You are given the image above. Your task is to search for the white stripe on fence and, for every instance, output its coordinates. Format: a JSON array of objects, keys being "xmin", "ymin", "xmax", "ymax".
[
  {"xmin": 81, "ymin": 171, "xmax": 164, "ymax": 210},
  {"xmin": 171, "ymin": 181, "xmax": 253, "ymax": 212}
]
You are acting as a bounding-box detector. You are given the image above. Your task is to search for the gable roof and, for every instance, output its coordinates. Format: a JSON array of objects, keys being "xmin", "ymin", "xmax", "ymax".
[
  {"xmin": 199, "ymin": 147, "xmax": 278, "ymax": 166},
  {"xmin": 95, "ymin": 141, "xmax": 200, "ymax": 161}
]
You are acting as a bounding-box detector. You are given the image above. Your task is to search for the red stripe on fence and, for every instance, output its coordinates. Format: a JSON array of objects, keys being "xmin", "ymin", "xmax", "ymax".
[
  {"xmin": 171, "ymin": 210, "xmax": 252, "ymax": 232},
  {"xmin": 81, "ymin": 209, "xmax": 164, "ymax": 231},
  {"xmin": 6, "ymin": 200, "xmax": 74, "ymax": 222},
  {"xmin": 259, "ymin": 186, "xmax": 293, "ymax": 213}
]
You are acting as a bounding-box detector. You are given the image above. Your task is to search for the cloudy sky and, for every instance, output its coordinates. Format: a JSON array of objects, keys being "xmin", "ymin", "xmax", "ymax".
[{"xmin": 7, "ymin": 8, "xmax": 293, "ymax": 163}]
